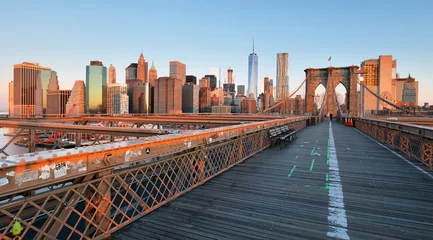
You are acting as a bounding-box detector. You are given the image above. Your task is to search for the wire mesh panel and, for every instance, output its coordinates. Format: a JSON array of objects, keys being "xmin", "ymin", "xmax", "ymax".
[
  {"xmin": 0, "ymin": 123, "xmax": 291, "ymax": 239},
  {"xmin": 355, "ymin": 119, "xmax": 433, "ymax": 170}
]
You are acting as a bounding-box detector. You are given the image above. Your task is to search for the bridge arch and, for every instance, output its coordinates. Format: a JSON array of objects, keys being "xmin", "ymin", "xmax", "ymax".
[{"xmin": 305, "ymin": 66, "xmax": 359, "ymax": 116}]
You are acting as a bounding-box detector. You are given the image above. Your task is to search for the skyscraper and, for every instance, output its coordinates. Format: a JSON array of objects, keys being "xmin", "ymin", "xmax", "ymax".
[
  {"xmin": 8, "ymin": 81, "xmax": 14, "ymax": 116},
  {"xmin": 248, "ymin": 40, "xmax": 258, "ymax": 99},
  {"xmin": 11, "ymin": 62, "xmax": 56, "ymax": 117},
  {"xmin": 66, "ymin": 80, "xmax": 85, "ymax": 117},
  {"xmin": 170, "ymin": 61, "xmax": 186, "ymax": 85},
  {"xmin": 107, "ymin": 83, "xmax": 129, "ymax": 114},
  {"xmin": 137, "ymin": 53, "xmax": 148, "ymax": 82},
  {"xmin": 154, "ymin": 77, "xmax": 182, "ymax": 114},
  {"xmin": 108, "ymin": 64, "xmax": 116, "ymax": 84},
  {"xmin": 149, "ymin": 61, "xmax": 158, "ymax": 86},
  {"xmin": 237, "ymin": 85, "xmax": 245, "ymax": 96},
  {"xmin": 125, "ymin": 63, "xmax": 138, "ymax": 80},
  {"xmin": 264, "ymin": 77, "xmax": 270, "ymax": 93},
  {"xmin": 205, "ymin": 75, "xmax": 217, "ymax": 91},
  {"xmin": 182, "ymin": 84, "xmax": 199, "ymax": 113},
  {"xmin": 186, "ymin": 75, "xmax": 197, "ymax": 85},
  {"xmin": 47, "ymin": 90, "xmax": 71, "ymax": 115},
  {"xmin": 276, "ymin": 53, "xmax": 289, "ymax": 101},
  {"xmin": 227, "ymin": 68, "xmax": 233, "ymax": 84},
  {"xmin": 85, "ymin": 61, "xmax": 107, "ymax": 113},
  {"xmin": 360, "ymin": 55, "xmax": 396, "ymax": 113},
  {"xmin": 132, "ymin": 83, "xmax": 151, "ymax": 114}
]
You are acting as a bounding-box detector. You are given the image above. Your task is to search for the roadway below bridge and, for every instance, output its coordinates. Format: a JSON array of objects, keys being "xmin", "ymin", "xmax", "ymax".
[{"xmin": 113, "ymin": 120, "xmax": 433, "ymax": 240}]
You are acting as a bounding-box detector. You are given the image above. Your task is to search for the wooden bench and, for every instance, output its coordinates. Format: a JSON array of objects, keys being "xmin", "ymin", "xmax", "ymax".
[{"xmin": 269, "ymin": 125, "xmax": 298, "ymax": 148}]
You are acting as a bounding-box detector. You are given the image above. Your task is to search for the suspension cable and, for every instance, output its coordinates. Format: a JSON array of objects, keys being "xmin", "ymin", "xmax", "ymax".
[
  {"xmin": 357, "ymin": 79, "xmax": 419, "ymax": 115},
  {"xmin": 261, "ymin": 75, "xmax": 308, "ymax": 114}
]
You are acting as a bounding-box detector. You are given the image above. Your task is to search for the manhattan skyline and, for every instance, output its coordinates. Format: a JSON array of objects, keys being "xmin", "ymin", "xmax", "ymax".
[{"xmin": 1, "ymin": 0, "xmax": 432, "ymax": 111}]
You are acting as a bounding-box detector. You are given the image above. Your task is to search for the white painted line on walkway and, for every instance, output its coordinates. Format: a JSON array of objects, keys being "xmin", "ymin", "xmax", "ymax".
[
  {"xmin": 327, "ymin": 121, "xmax": 350, "ymax": 239},
  {"xmin": 355, "ymin": 128, "xmax": 433, "ymax": 180}
]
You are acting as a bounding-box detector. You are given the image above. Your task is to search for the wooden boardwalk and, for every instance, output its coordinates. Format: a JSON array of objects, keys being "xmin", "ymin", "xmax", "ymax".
[{"xmin": 113, "ymin": 121, "xmax": 433, "ymax": 240}]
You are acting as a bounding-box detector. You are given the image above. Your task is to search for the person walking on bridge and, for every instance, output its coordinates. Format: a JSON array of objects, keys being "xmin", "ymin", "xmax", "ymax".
[{"xmin": 329, "ymin": 113, "xmax": 333, "ymax": 121}]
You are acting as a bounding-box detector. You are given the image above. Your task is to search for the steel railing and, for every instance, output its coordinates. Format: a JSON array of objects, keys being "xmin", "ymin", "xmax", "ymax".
[
  {"xmin": 354, "ymin": 118, "xmax": 433, "ymax": 169},
  {"xmin": 0, "ymin": 117, "xmax": 308, "ymax": 239}
]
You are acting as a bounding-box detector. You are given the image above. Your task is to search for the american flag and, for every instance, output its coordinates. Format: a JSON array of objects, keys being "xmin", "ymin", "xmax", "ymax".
[{"xmin": 328, "ymin": 56, "xmax": 332, "ymax": 61}]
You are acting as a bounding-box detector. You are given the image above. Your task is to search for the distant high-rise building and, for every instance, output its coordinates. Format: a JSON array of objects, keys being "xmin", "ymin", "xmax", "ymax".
[
  {"xmin": 47, "ymin": 90, "xmax": 71, "ymax": 115},
  {"xmin": 212, "ymin": 105, "xmax": 231, "ymax": 114},
  {"xmin": 269, "ymin": 79, "xmax": 275, "ymax": 101},
  {"xmin": 401, "ymin": 74, "xmax": 418, "ymax": 106},
  {"xmin": 205, "ymin": 75, "xmax": 217, "ymax": 91},
  {"xmin": 223, "ymin": 83, "xmax": 235, "ymax": 93},
  {"xmin": 186, "ymin": 75, "xmax": 197, "ymax": 85},
  {"xmin": 276, "ymin": 53, "xmax": 289, "ymax": 101},
  {"xmin": 66, "ymin": 80, "xmax": 85, "ymax": 117},
  {"xmin": 360, "ymin": 56, "xmax": 396, "ymax": 113},
  {"xmin": 132, "ymin": 83, "xmax": 151, "ymax": 114},
  {"xmin": 137, "ymin": 53, "xmax": 148, "ymax": 82},
  {"xmin": 182, "ymin": 84, "xmax": 199, "ymax": 113},
  {"xmin": 211, "ymin": 88, "xmax": 224, "ymax": 105},
  {"xmin": 199, "ymin": 77, "xmax": 210, "ymax": 88},
  {"xmin": 223, "ymin": 95, "xmax": 233, "ymax": 106},
  {"xmin": 241, "ymin": 98, "xmax": 257, "ymax": 113},
  {"xmin": 11, "ymin": 62, "xmax": 56, "ymax": 117},
  {"xmin": 108, "ymin": 64, "xmax": 116, "ymax": 84},
  {"xmin": 264, "ymin": 77, "xmax": 269, "ymax": 93},
  {"xmin": 247, "ymin": 40, "xmax": 258, "ymax": 99},
  {"xmin": 85, "ymin": 60, "xmax": 107, "ymax": 113},
  {"xmin": 395, "ymin": 74, "xmax": 418, "ymax": 106},
  {"xmin": 126, "ymin": 79, "xmax": 141, "ymax": 113},
  {"xmin": 154, "ymin": 77, "xmax": 182, "ymax": 114},
  {"xmin": 170, "ymin": 61, "xmax": 186, "ymax": 85},
  {"xmin": 227, "ymin": 68, "xmax": 233, "ymax": 84},
  {"xmin": 199, "ymin": 87, "xmax": 211, "ymax": 113},
  {"xmin": 148, "ymin": 61, "xmax": 158, "ymax": 86},
  {"xmin": 125, "ymin": 63, "xmax": 138, "ymax": 80},
  {"xmin": 8, "ymin": 81, "xmax": 14, "ymax": 116},
  {"xmin": 107, "ymin": 83, "xmax": 129, "ymax": 114},
  {"xmin": 237, "ymin": 85, "xmax": 245, "ymax": 96}
]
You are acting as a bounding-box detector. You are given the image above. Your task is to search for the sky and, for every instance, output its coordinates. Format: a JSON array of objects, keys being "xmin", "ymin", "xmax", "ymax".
[{"xmin": 0, "ymin": 0, "xmax": 432, "ymax": 111}]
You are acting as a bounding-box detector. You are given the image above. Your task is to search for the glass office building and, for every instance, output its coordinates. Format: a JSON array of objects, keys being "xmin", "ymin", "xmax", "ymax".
[
  {"xmin": 248, "ymin": 53, "xmax": 258, "ymax": 99},
  {"xmin": 85, "ymin": 61, "xmax": 107, "ymax": 113}
]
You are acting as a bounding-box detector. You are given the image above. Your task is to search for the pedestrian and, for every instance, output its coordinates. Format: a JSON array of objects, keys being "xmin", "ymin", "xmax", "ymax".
[{"xmin": 330, "ymin": 113, "xmax": 333, "ymax": 121}]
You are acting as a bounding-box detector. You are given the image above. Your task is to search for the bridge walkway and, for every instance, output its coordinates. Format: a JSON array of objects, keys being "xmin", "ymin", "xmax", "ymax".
[{"xmin": 113, "ymin": 120, "xmax": 433, "ymax": 240}]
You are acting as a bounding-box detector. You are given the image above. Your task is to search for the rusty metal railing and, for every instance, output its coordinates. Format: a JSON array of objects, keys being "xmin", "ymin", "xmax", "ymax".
[
  {"xmin": 355, "ymin": 118, "xmax": 433, "ymax": 169},
  {"xmin": 0, "ymin": 117, "xmax": 308, "ymax": 239}
]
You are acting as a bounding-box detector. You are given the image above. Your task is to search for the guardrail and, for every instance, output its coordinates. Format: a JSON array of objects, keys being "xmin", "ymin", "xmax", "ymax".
[
  {"xmin": 0, "ymin": 117, "xmax": 309, "ymax": 239},
  {"xmin": 354, "ymin": 118, "xmax": 433, "ymax": 169}
]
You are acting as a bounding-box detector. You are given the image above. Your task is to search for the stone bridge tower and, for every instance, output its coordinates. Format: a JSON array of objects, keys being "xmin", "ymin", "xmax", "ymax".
[{"xmin": 305, "ymin": 66, "xmax": 359, "ymax": 116}]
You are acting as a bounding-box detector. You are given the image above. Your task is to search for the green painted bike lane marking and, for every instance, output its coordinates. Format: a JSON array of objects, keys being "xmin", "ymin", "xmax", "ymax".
[
  {"xmin": 288, "ymin": 166, "xmax": 297, "ymax": 178},
  {"xmin": 310, "ymin": 159, "xmax": 315, "ymax": 171}
]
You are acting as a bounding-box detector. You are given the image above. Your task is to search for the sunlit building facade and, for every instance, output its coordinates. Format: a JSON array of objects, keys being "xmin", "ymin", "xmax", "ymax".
[
  {"xmin": 137, "ymin": 53, "xmax": 148, "ymax": 82},
  {"xmin": 149, "ymin": 61, "xmax": 158, "ymax": 86},
  {"xmin": 108, "ymin": 64, "xmax": 116, "ymax": 84},
  {"xmin": 132, "ymin": 83, "xmax": 151, "ymax": 114},
  {"xmin": 47, "ymin": 90, "xmax": 71, "ymax": 115},
  {"xmin": 85, "ymin": 61, "xmax": 107, "ymax": 113},
  {"xmin": 11, "ymin": 62, "xmax": 53, "ymax": 117},
  {"xmin": 66, "ymin": 80, "xmax": 85, "ymax": 117},
  {"xmin": 154, "ymin": 77, "xmax": 182, "ymax": 114},
  {"xmin": 276, "ymin": 53, "xmax": 289, "ymax": 101},
  {"xmin": 107, "ymin": 83, "xmax": 129, "ymax": 114},
  {"xmin": 170, "ymin": 61, "xmax": 186, "ymax": 85},
  {"xmin": 360, "ymin": 56, "xmax": 396, "ymax": 113}
]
